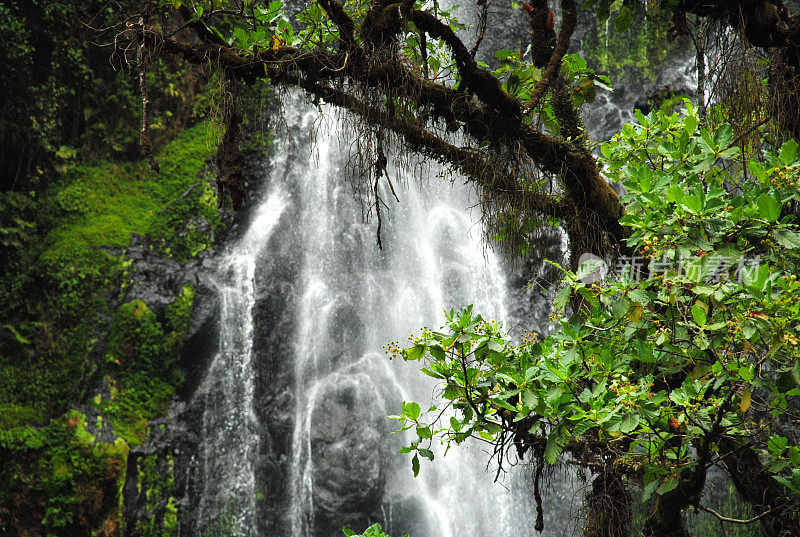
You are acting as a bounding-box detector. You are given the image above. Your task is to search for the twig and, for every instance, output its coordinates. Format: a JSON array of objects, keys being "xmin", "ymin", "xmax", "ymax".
[
  {"xmin": 724, "ymin": 117, "xmax": 769, "ymax": 152},
  {"xmin": 523, "ymin": 0, "xmax": 578, "ymax": 113},
  {"xmin": 697, "ymin": 502, "xmax": 786, "ymax": 525},
  {"xmin": 534, "ymin": 455, "xmax": 545, "ymax": 532},
  {"xmin": 374, "ymin": 174, "xmax": 383, "ymax": 250},
  {"xmin": 469, "ymin": 0, "xmax": 490, "ymax": 59},
  {"xmin": 156, "ymin": 183, "xmax": 202, "ymax": 214}
]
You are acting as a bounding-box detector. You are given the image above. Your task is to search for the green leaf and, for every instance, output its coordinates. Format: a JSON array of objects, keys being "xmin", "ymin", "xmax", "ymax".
[
  {"xmin": 420, "ymin": 367, "xmax": 445, "ymax": 379},
  {"xmin": 792, "ymin": 361, "xmax": 800, "ymax": 385},
  {"xmin": 657, "ymin": 477, "xmax": 680, "ymax": 495},
  {"xmin": 576, "ymin": 257, "xmax": 606, "ymax": 281},
  {"xmin": 233, "ymin": 27, "xmax": 249, "ymax": 48},
  {"xmin": 684, "ymin": 115, "xmax": 698, "ymax": 136},
  {"xmin": 757, "ymin": 193, "xmax": 781, "ymax": 222},
  {"xmin": 416, "ymin": 424, "xmax": 432, "ymax": 439},
  {"xmin": 769, "ymin": 435, "xmax": 788, "ymax": 456},
  {"xmin": 343, "ymin": 528, "xmax": 356, "ymax": 536},
  {"xmin": 642, "ymin": 478, "xmax": 659, "ymax": 502},
  {"xmin": 680, "ymin": 195, "xmax": 702, "ymax": 214},
  {"xmin": 714, "ymin": 124, "xmax": 734, "ymax": 150},
  {"xmin": 781, "ymin": 139, "xmax": 799, "ymax": 165},
  {"xmin": 742, "ymin": 323, "xmax": 757, "ymax": 340},
  {"xmin": 619, "ymin": 412, "xmax": 640, "ymax": 434},
  {"xmin": 739, "ymin": 366, "xmax": 754, "ymax": 382},
  {"xmin": 544, "ymin": 433, "xmax": 563, "ymax": 465},
  {"xmin": 403, "ymin": 401, "xmax": 421, "ymax": 421},
  {"xmin": 406, "ymin": 345, "xmax": 426, "ymax": 361},
  {"xmin": 428, "ymin": 346, "xmax": 445, "ymax": 360},
  {"xmin": 774, "ymin": 228, "xmax": 800, "ymax": 249},
  {"xmin": 692, "ymin": 285, "xmax": 714, "ymax": 296},
  {"xmin": 418, "ymin": 448, "xmax": 434, "ymax": 460},
  {"xmin": 691, "ymin": 301, "xmax": 707, "ymax": 327},
  {"xmin": 458, "ymin": 308, "xmax": 472, "ymax": 328},
  {"xmin": 666, "ymin": 186, "xmax": 685, "ymax": 204},
  {"xmin": 411, "ymin": 453, "xmax": 420, "ymax": 476},
  {"xmin": 553, "ymin": 285, "xmax": 572, "ymax": 310},
  {"xmin": 614, "ymin": 6, "xmax": 633, "ymax": 33},
  {"xmin": 522, "ymin": 389, "xmax": 539, "ymax": 410}
]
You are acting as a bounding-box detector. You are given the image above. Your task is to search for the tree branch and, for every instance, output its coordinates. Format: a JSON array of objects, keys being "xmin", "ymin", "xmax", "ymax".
[
  {"xmin": 523, "ymin": 0, "xmax": 577, "ymax": 113},
  {"xmin": 291, "ymin": 75, "xmax": 570, "ymax": 219},
  {"xmin": 698, "ymin": 503, "xmax": 787, "ymax": 525},
  {"xmin": 316, "ymin": 0, "xmax": 356, "ymax": 44}
]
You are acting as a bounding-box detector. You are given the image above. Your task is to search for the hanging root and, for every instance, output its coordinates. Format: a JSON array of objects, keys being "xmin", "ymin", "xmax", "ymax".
[
  {"xmin": 215, "ymin": 81, "xmax": 246, "ymax": 210},
  {"xmin": 534, "ymin": 454, "xmax": 545, "ymax": 532},
  {"xmin": 582, "ymin": 470, "xmax": 632, "ymax": 537},
  {"xmin": 137, "ymin": 15, "xmax": 159, "ymax": 173},
  {"xmin": 372, "ymin": 129, "xmax": 393, "ymax": 250}
]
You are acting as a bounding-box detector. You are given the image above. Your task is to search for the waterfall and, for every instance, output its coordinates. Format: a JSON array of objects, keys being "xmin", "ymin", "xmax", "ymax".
[
  {"xmin": 185, "ymin": 99, "xmax": 576, "ymax": 537},
  {"xmin": 165, "ymin": 5, "xmax": 699, "ymax": 534},
  {"xmin": 193, "ymin": 192, "xmax": 288, "ymax": 536},
  {"xmin": 282, "ymin": 109, "xmax": 540, "ymax": 537}
]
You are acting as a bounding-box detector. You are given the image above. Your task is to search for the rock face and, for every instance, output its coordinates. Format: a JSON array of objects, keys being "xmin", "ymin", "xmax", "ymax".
[
  {"xmin": 121, "ymin": 233, "xmax": 222, "ymax": 398},
  {"xmin": 309, "ymin": 376, "xmax": 389, "ymax": 534},
  {"xmin": 120, "ymin": 148, "xmax": 272, "ymax": 537}
]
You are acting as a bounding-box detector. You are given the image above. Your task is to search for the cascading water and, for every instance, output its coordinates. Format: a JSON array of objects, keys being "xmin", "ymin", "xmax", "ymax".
[
  {"xmin": 148, "ymin": 4, "xmax": 703, "ymax": 534},
  {"xmin": 184, "ymin": 98, "xmax": 571, "ymax": 537},
  {"xmin": 283, "ymin": 110, "xmax": 543, "ymax": 537},
  {"xmin": 193, "ymin": 192, "xmax": 288, "ymax": 536}
]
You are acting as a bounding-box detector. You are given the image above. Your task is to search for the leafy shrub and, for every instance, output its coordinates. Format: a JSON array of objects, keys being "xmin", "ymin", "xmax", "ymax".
[
  {"xmin": 343, "ymin": 523, "xmax": 405, "ymax": 537},
  {"xmin": 393, "ymin": 105, "xmax": 800, "ymax": 529}
]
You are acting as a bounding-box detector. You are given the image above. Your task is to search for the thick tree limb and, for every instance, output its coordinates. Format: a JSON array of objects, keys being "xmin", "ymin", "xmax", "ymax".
[
  {"xmin": 140, "ymin": 1, "xmax": 627, "ymax": 254},
  {"xmin": 523, "ymin": 0, "xmax": 577, "ymax": 113},
  {"xmin": 290, "ymin": 75, "xmax": 570, "ymax": 219},
  {"xmin": 316, "ymin": 0, "xmax": 356, "ymax": 44},
  {"xmin": 676, "ymin": 0, "xmax": 789, "ymax": 48},
  {"xmin": 410, "ymin": 9, "xmax": 522, "ymax": 118}
]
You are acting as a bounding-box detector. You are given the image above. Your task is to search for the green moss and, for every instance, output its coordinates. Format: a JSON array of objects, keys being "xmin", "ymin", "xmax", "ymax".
[
  {"xmin": 165, "ymin": 285, "xmax": 196, "ymax": 349},
  {"xmin": 0, "ymin": 76, "xmax": 272, "ymax": 533},
  {"xmin": 581, "ymin": 10, "xmax": 689, "ymax": 88},
  {"xmin": 0, "ymin": 403, "xmax": 47, "ymax": 428},
  {"xmin": 0, "ymin": 411, "xmax": 129, "ymax": 536},
  {"xmin": 42, "ymin": 122, "xmax": 222, "ymax": 265},
  {"xmin": 134, "ymin": 454, "xmax": 178, "ymax": 537},
  {"xmin": 1, "ymin": 122, "xmax": 219, "ymax": 417},
  {"xmin": 98, "ymin": 289, "xmax": 194, "ymax": 445}
]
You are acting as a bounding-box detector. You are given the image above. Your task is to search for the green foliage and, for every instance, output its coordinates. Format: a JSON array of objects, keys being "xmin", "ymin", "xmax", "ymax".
[
  {"xmin": 580, "ymin": 2, "xmax": 686, "ymax": 86},
  {"xmin": 393, "ymin": 107, "xmax": 800, "ymax": 520},
  {"xmin": 166, "ymin": 285, "xmax": 197, "ymax": 348},
  {"xmin": 343, "ymin": 523, "xmax": 406, "ymax": 537},
  {"xmin": 43, "ymin": 122, "xmax": 222, "ymax": 264},
  {"xmin": 0, "ymin": 117, "xmax": 216, "ymax": 533},
  {"xmin": 0, "ymin": 124, "xmax": 218, "ymax": 417},
  {"xmin": 99, "ymin": 289, "xmax": 194, "ymax": 445},
  {"xmin": 486, "ymin": 50, "xmax": 612, "ymax": 127},
  {"xmin": 0, "ymin": 411, "xmax": 128, "ymax": 535},
  {"xmin": 0, "ymin": 1, "xmax": 216, "ymax": 193}
]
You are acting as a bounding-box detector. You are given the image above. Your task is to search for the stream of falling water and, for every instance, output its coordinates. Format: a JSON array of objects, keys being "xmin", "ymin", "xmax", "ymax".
[
  {"xmin": 193, "ymin": 192, "xmax": 288, "ymax": 536},
  {"xmin": 191, "ymin": 101, "xmax": 552, "ymax": 537},
  {"xmin": 282, "ymin": 109, "xmax": 544, "ymax": 537}
]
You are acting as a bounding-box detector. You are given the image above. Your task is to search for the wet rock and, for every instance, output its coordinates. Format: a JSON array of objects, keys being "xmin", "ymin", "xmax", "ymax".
[{"xmin": 310, "ymin": 376, "xmax": 389, "ymax": 535}]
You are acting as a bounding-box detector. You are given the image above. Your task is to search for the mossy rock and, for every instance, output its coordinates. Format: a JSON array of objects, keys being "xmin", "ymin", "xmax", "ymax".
[{"xmin": 0, "ymin": 410, "xmax": 129, "ymax": 537}]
